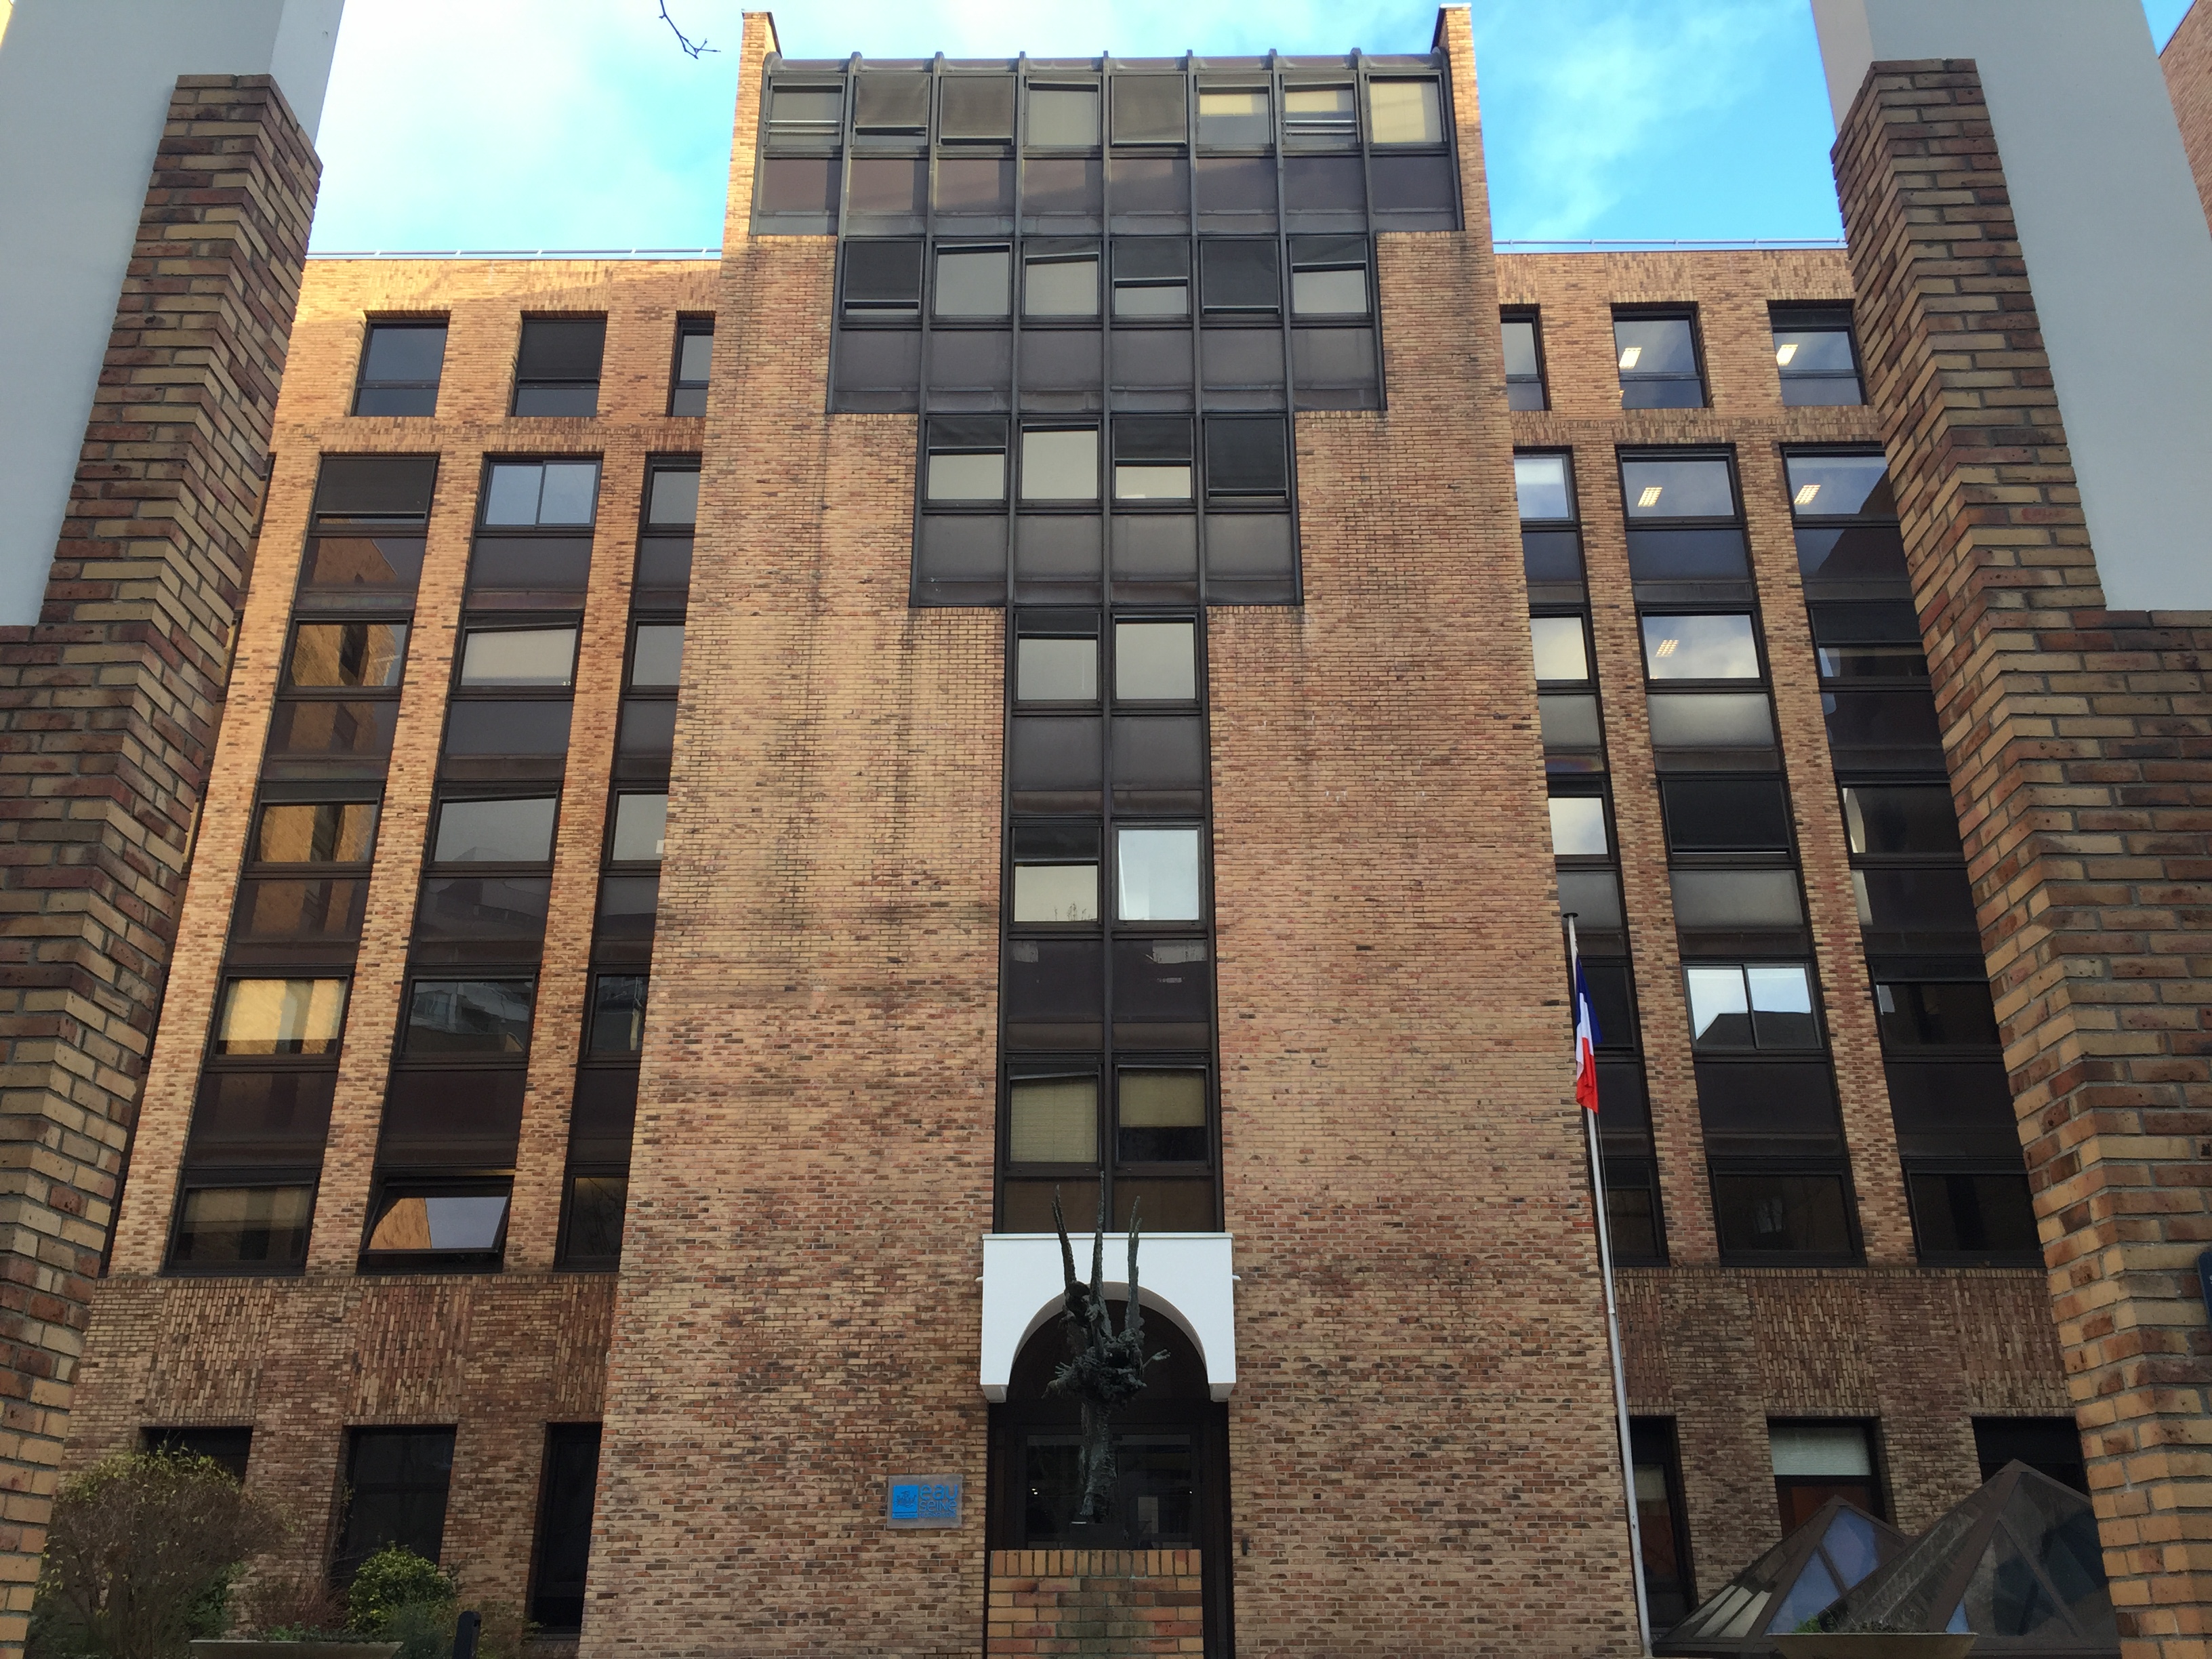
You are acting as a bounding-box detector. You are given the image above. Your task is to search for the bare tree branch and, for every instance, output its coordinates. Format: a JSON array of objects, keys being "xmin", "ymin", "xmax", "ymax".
[{"xmin": 658, "ymin": 2, "xmax": 718, "ymax": 58}]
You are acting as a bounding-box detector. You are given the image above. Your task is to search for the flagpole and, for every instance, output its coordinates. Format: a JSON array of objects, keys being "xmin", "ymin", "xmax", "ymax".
[{"xmin": 1570, "ymin": 913, "xmax": 1654, "ymax": 1655}]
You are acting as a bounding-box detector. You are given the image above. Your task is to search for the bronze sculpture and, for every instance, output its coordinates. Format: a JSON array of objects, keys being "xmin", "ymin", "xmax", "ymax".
[{"xmin": 1048, "ymin": 1189, "xmax": 1167, "ymax": 1527}]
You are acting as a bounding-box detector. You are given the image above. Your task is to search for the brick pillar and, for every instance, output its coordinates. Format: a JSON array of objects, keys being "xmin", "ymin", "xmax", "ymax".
[
  {"xmin": 0, "ymin": 76, "xmax": 316, "ymax": 1647},
  {"xmin": 1835, "ymin": 60, "xmax": 2212, "ymax": 1659}
]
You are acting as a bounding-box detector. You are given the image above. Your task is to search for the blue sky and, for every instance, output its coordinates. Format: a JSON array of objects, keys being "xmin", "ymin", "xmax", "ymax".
[{"xmin": 306, "ymin": 0, "xmax": 2196, "ymax": 253}]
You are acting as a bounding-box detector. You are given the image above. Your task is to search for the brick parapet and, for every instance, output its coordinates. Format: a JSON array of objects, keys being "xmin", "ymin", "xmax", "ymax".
[
  {"xmin": 0, "ymin": 75, "xmax": 319, "ymax": 1649},
  {"xmin": 1834, "ymin": 58, "xmax": 2212, "ymax": 1655}
]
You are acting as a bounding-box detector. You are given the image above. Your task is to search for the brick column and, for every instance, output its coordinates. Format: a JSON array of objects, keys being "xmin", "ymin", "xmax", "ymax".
[
  {"xmin": 0, "ymin": 76, "xmax": 316, "ymax": 1647},
  {"xmin": 1835, "ymin": 60, "xmax": 2212, "ymax": 1658}
]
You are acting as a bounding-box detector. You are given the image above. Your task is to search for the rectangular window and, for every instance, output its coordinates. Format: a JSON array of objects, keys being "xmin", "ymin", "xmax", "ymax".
[
  {"xmin": 254, "ymin": 800, "xmax": 378, "ymax": 865},
  {"xmin": 285, "ymin": 622, "xmax": 409, "ymax": 691},
  {"xmin": 1021, "ymin": 427, "xmax": 1099, "ymax": 503},
  {"xmin": 1367, "ymin": 79, "xmax": 1442, "ymax": 144},
  {"xmin": 483, "ymin": 460, "xmax": 600, "ymax": 528},
  {"xmin": 1530, "ymin": 615, "xmax": 1589, "ymax": 684},
  {"xmin": 530, "ymin": 1425, "xmax": 603, "ymax": 1630},
  {"xmin": 432, "ymin": 796, "xmax": 558, "ymax": 864},
  {"xmin": 459, "ymin": 627, "xmax": 578, "ymax": 689},
  {"xmin": 1115, "ymin": 620, "xmax": 1197, "ymax": 702},
  {"xmin": 1198, "ymin": 87, "xmax": 1271, "ymax": 147},
  {"xmin": 587, "ymin": 974, "xmax": 649, "ymax": 1053},
  {"xmin": 1614, "ymin": 312, "xmax": 1704, "ymax": 409},
  {"xmin": 354, "ymin": 322, "xmax": 447, "ymax": 417},
  {"xmin": 941, "ymin": 75, "xmax": 1015, "ymax": 142},
  {"xmin": 843, "ymin": 241, "xmax": 924, "ymax": 321},
  {"xmin": 1112, "ymin": 417, "xmax": 1193, "ymax": 501},
  {"xmin": 926, "ymin": 417, "xmax": 1008, "ymax": 504},
  {"xmin": 1113, "ymin": 240, "xmax": 1189, "ymax": 319},
  {"xmin": 1024, "ymin": 251, "xmax": 1100, "ymax": 319},
  {"xmin": 215, "ymin": 978, "xmax": 348, "ymax": 1056},
  {"xmin": 1289, "ymin": 235, "xmax": 1368, "ymax": 318},
  {"xmin": 1012, "ymin": 822, "xmax": 1101, "ymax": 924},
  {"xmin": 403, "ymin": 978, "xmax": 534, "ymax": 1056},
  {"xmin": 362, "ymin": 1181, "xmax": 512, "ymax": 1265},
  {"xmin": 1622, "ymin": 455, "xmax": 1734, "ymax": 520},
  {"xmin": 853, "ymin": 73, "xmax": 926, "ymax": 136},
  {"xmin": 1641, "ymin": 614, "xmax": 1761, "ymax": 681},
  {"xmin": 1685, "ymin": 964, "xmax": 1819, "ymax": 1050},
  {"xmin": 1202, "ymin": 415, "xmax": 1288, "ymax": 499},
  {"xmin": 1200, "ymin": 240, "xmax": 1279, "ymax": 317},
  {"xmin": 1028, "ymin": 85, "xmax": 1101, "ymax": 148},
  {"xmin": 936, "ymin": 245, "xmax": 1011, "ymax": 318},
  {"xmin": 1631, "ymin": 1420, "xmax": 1698, "ymax": 1630},
  {"xmin": 1017, "ymin": 624, "xmax": 1099, "ymax": 704},
  {"xmin": 335, "ymin": 1429, "xmax": 456, "ymax": 1579},
  {"xmin": 1973, "ymin": 1418, "xmax": 2087, "ymax": 1494},
  {"xmin": 630, "ymin": 622, "xmax": 685, "ymax": 689},
  {"xmin": 514, "ymin": 316, "xmax": 605, "ymax": 417},
  {"xmin": 142, "ymin": 1427, "xmax": 253, "ymax": 1482},
  {"xmin": 1549, "ymin": 794, "xmax": 1609, "ymax": 859},
  {"xmin": 1514, "ymin": 454, "xmax": 1572, "ymax": 522},
  {"xmin": 169, "ymin": 1185, "xmax": 314, "ymax": 1271},
  {"xmin": 670, "ymin": 319, "xmax": 714, "ymax": 415},
  {"xmin": 1502, "ymin": 312, "xmax": 1546, "ymax": 411},
  {"xmin": 1112, "ymin": 75, "xmax": 1188, "ymax": 146},
  {"xmin": 1284, "ymin": 83, "xmax": 1356, "ymax": 139},
  {"xmin": 1770, "ymin": 1421, "xmax": 1883, "ymax": 1530},
  {"xmin": 1773, "ymin": 304, "xmax": 1864, "ymax": 407},
  {"xmin": 609, "ymin": 793, "xmax": 668, "ymax": 863},
  {"xmin": 1117, "ymin": 827, "xmax": 1202, "ymax": 922},
  {"xmin": 768, "ymin": 81, "xmax": 844, "ymax": 136}
]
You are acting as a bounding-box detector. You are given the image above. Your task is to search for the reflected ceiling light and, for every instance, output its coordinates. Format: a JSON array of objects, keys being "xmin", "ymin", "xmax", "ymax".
[
  {"xmin": 1618, "ymin": 345, "xmax": 1642, "ymax": 369},
  {"xmin": 1637, "ymin": 485, "xmax": 1663, "ymax": 508},
  {"xmin": 1655, "ymin": 638, "xmax": 1679, "ymax": 657},
  {"xmin": 1795, "ymin": 483, "xmax": 1821, "ymax": 506},
  {"xmin": 1776, "ymin": 342, "xmax": 1799, "ymax": 365}
]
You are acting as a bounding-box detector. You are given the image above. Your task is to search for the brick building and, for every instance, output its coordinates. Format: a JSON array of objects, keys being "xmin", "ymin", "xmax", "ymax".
[{"xmin": 30, "ymin": 3, "xmax": 2212, "ymax": 1657}]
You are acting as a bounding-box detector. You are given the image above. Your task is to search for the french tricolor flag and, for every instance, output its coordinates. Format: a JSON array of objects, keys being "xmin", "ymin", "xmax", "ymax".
[{"xmin": 1570, "ymin": 922, "xmax": 1602, "ymax": 1113}]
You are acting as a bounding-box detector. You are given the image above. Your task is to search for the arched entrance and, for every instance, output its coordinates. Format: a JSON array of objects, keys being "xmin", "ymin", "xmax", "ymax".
[{"xmin": 986, "ymin": 1303, "xmax": 1232, "ymax": 1655}]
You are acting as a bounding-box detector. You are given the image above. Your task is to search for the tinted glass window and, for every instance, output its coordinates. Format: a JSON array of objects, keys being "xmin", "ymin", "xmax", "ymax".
[
  {"xmin": 404, "ymin": 979, "xmax": 533, "ymax": 1054},
  {"xmin": 937, "ymin": 247, "xmax": 1012, "ymax": 318},
  {"xmin": 1642, "ymin": 614, "xmax": 1759, "ymax": 680},
  {"xmin": 1200, "ymin": 242, "xmax": 1279, "ymax": 314},
  {"xmin": 1026, "ymin": 255, "xmax": 1100, "ymax": 318},
  {"xmin": 1022, "ymin": 428, "xmax": 1099, "ymax": 501},
  {"xmin": 1116, "ymin": 621, "xmax": 1196, "ymax": 701},
  {"xmin": 1530, "ymin": 616, "xmax": 1589, "ymax": 683},
  {"xmin": 434, "ymin": 796, "xmax": 556, "ymax": 863},
  {"xmin": 1018, "ymin": 634, "xmax": 1099, "ymax": 702},
  {"xmin": 255, "ymin": 802, "xmax": 377, "ymax": 865},
  {"xmin": 631, "ymin": 623, "xmax": 684, "ymax": 688},
  {"xmin": 1113, "ymin": 76, "xmax": 1189, "ymax": 144},
  {"xmin": 1368, "ymin": 79, "xmax": 1441, "ymax": 144},
  {"xmin": 1841, "ymin": 785, "xmax": 1963, "ymax": 857},
  {"xmin": 1515, "ymin": 455, "xmax": 1572, "ymax": 521},
  {"xmin": 1622, "ymin": 458, "xmax": 1733, "ymax": 519},
  {"xmin": 647, "ymin": 470, "xmax": 700, "ymax": 526},
  {"xmin": 1614, "ymin": 316, "xmax": 1697, "ymax": 375},
  {"xmin": 216, "ymin": 978, "xmax": 347, "ymax": 1055},
  {"xmin": 1203, "ymin": 417, "xmax": 1287, "ymax": 497},
  {"xmin": 611, "ymin": 794, "xmax": 668, "ymax": 863},
  {"xmin": 170, "ymin": 1186, "xmax": 312, "ymax": 1269},
  {"xmin": 1786, "ymin": 453, "xmax": 1895, "ymax": 518},
  {"xmin": 1198, "ymin": 87, "xmax": 1271, "ymax": 146},
  {"xmin": 1029, "ymin": 86, "xmax": 1101, "ymax": 147},
  {"xmin": 459, "ymin": 628, "xmax": 577, "ymax": 688},
  {"xmin": 287, "ymin": 623, "xmax": 407, "ymax": 689}
]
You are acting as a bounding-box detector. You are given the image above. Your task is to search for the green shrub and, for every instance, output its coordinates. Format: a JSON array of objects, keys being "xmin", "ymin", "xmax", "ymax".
[
  {"xmin": 343, "ymin": 1546, "xmax": 457, "ymax": 1639},
  {"xmin": 30, "ymin": 1450, "xmax": 283, "ymax": 1659}
]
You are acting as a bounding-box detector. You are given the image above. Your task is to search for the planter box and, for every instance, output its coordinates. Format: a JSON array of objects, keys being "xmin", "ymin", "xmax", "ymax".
[
  {"xmin": 1776, "ymin": 1636, "xmax": 1977, "ymax": 1659},
  {"xmin": 190, "ymin": 1642, "xmax": 401, "ymax": 1659}
]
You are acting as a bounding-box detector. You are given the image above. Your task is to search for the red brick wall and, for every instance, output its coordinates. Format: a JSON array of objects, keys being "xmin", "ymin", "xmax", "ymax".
[
  {"xmin": 70, "ymin": 242, "xmax": 714, "ymax": 1607},
  {"xmin": 986, "ymin": 1550, "xmax": 1203, "ymax": 1656},
  {"xmin": 2163, "ymin": 1, "xmax": 2212, "ymax": 231},
  {"xmin": 1834, "ymin": 58, "xmax": 2212, "ymax": 1658},
  {"xmin": 0, "ymin": 76, "xmax": 319, "ymax": 1650},
  {"xmin": 1498, "ymin": 243, "xmax": 2070, "ymax": 1603}
]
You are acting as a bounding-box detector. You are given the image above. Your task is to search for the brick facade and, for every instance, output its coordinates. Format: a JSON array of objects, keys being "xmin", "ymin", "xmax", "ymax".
[
  {"xmin": 1833, "ymin": 57, "xmax": 2212, "ymax": 1659},
  {"xmin": 985, "ymin": 1550, "xmax": 1204, "ymax": 1656},
  {"xmin": 0, "ymin": 76, "xmax": 317, "ymax": 1650},
  {"xmin": 2164, "ymin": 1, "xmax": 2212, "ymax": 232},
  {"xmin": 1499, "ymin": 243, "xmax": 2070, "ymax": 1610},
  {"xmin": 46, "ymin": 16, "xmax": 2125, "ymax": 1659}
]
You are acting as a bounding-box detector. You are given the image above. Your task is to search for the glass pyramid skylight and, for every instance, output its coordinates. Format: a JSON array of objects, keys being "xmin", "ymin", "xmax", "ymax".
[
  {"xmin": 1816, "ymin": 1461, "xmax": 2116, "ymax": 1654},
  {"xmin": 1657, "ymin": 1497, "xmax": 1908, "ymax": 1655}
]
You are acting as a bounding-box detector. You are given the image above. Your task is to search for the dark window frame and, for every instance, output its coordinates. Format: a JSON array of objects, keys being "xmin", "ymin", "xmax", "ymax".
[
  {"xmin": 1502, "ymin": 307, "xmax": 1547, "ymax": 411},
  {"xmin": 352, "ymin": 318, "xmax": 449, "ymax": 418},
  {"xmin": 668, "ymin": 315, "xmax": 714, "ymax": 415},
  {"xmin": 1770, "ymin": 302, "xmax": 1866, "ymax": 407},
  {"xmin": 511, "ymin": 314, "xmax": 608, "ymax": 419},
  {"xmin": 1613, "ymin": 305, "xmax": 1708, "ymax": 410}
]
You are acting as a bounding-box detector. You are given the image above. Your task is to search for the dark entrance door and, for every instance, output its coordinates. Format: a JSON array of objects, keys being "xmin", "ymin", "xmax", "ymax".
[{"xmin": 987, "ymin": 1302, "xmax": 1231, "ymax": 1655}]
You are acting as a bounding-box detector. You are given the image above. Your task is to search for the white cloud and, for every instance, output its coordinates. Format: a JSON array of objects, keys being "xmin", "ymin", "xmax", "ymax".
[{"xmin": 1473, "ymin": 0, "xmax": 1801, "ymax": 240}]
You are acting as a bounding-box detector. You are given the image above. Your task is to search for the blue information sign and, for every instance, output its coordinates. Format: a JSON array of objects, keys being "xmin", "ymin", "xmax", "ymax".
[{"xmin": 886, "ymin": 1474, "xmax": 962, "ymax": 1528}]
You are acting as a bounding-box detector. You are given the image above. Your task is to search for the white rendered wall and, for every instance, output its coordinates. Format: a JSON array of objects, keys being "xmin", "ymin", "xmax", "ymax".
[
  {"xmin": 0, "ymin": 0, "xmax": 343, "ymax": 626},
  {"xmin": 1811, "ymin": 0, "xmax": 2212, "ymax": 613}
]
